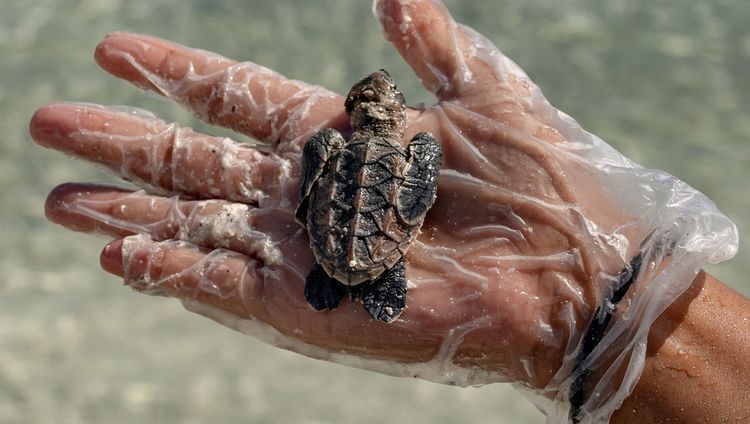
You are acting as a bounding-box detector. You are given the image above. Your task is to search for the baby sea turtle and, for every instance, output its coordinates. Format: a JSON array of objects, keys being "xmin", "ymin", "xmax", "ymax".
[{"xmin": 294, "ymin": 70, "xmax": 442, "ymax": 323}]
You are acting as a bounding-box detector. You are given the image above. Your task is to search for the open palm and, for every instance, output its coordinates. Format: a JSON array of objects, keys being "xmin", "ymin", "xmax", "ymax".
[{"xmin": 32, "ymin": 0, "xmax": 671, "ymax": 397}]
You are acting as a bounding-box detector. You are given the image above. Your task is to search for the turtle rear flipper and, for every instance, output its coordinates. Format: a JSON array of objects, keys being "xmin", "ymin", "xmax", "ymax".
[
  {"xmin": 362, "ymin": 258, "xmax": 407, "ymax": 322},
  {"xmin": 304, "ymin": 263, "xmax": 346, "ymax": 311}
]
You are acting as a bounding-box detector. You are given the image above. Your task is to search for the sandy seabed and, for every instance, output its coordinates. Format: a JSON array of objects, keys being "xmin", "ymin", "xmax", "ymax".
[{"xmin": 1, "ymin": 1, "xmax": 748, "ymax": 422}]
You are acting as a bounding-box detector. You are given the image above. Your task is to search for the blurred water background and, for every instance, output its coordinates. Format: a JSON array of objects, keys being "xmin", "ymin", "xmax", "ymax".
[{"xmin": 1, "ymin": 0, "xmax": 748, "ymax": 422}]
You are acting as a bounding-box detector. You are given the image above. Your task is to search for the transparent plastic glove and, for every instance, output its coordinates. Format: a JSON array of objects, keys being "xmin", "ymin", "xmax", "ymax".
[{"xmin": 30, "ymin": 0, "xmax": 737, "ymax": 422}]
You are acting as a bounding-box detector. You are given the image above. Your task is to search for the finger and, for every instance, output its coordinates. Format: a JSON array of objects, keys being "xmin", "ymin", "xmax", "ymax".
[
  {"xmin": 30, "ymin": 102, "xmax": 295, "ymax": 205},
  {"xmin": 94, "ymin": 31, "xmax": 347, "ymax": 146},
  {"xmin": 45, "ymin": 183, "xmax": 147, "ymax": 236},
  {"xmin": 101, "ymin": 236, "xmax": 264, "ymax": 318},
  {"xmin": 375, "ymin": 0, "xmax": 531, "ymax": 101},
  {"xmin": 99, "ymin": 235, "xmax": 439, "ymax": 362},
  {"xmin": 376, "ymin": 0, "xmax": 584, "ymax": 142},
  {"xmin": 375, "ymin": 0, "xmax": 488, "ymax": 99},
  {"xmin": 100, "ymin": 235, "xmax": 319, "ymax": 335},
  {"xmin": 45, "ymin": 183, "xmax": 292, "ymax": 262}
]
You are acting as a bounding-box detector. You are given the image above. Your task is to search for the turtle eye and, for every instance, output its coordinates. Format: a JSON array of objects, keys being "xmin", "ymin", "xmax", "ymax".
[{"xmin": 362, "ymin": 89, "xmax": 375, "ymax": 99}]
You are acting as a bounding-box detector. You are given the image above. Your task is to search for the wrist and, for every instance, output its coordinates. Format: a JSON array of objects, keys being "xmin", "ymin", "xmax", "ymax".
[{"xmin": 612, "ymin": 271, "xmax": 750, "ymax": 422}]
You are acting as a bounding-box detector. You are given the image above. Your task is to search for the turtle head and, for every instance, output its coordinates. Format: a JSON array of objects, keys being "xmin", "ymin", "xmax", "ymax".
[{"xmin": 345, "ymin": 70, "xmax": 407, "ymax": 136}]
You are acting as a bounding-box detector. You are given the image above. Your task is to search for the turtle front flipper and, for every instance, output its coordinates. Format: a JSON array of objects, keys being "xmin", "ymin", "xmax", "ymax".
[
  {"xmin": 396, "ymin": 132, "xmax": 442, "ymax": 225},
  {"xmin": 295, "ymin": 128, "xmax": 345, "ymax": 226},
  {"xmin": 362, "ymin": 258, "xmax": 407, "ymax": 322},
  {"xmin": 304, "ymin": 263, "xmax": 346, "ymax": 311}
]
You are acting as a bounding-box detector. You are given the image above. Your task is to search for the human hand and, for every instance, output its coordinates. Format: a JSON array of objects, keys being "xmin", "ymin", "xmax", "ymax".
[{"xmin": 30, "ymin": 0, "xmax": 736, "ymax": 420}]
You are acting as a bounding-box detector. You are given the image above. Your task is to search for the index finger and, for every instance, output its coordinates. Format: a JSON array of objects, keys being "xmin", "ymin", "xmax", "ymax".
[{"xmin": 95, "ymin": 32, "xmax": 348, "ymax": 149}]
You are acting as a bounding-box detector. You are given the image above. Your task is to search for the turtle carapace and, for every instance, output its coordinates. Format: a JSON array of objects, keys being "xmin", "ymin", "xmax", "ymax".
[{"xmin": 295, "ymin": 70, "xmax": 441, "ymax": 323}]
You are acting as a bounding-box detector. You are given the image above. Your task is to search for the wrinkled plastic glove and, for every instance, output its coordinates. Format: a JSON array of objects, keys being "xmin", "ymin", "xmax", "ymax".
[{"xmin": 30, "ymin": 0, "xmax": 737, "ymax": 422}]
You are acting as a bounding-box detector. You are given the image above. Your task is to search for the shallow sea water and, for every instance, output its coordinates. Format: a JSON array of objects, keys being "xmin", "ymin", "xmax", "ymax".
[{"xmin": 1, "ymin": 1, "xmax": 748, "ymax": 422}]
